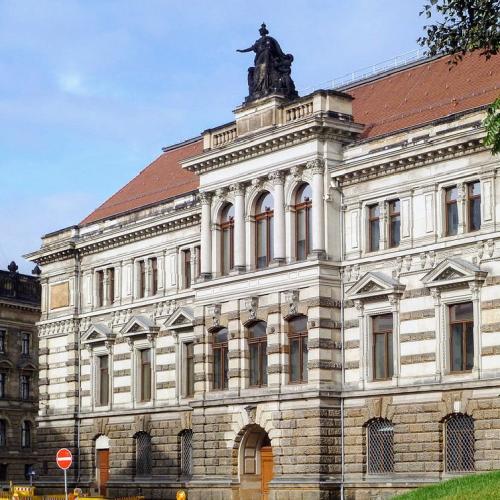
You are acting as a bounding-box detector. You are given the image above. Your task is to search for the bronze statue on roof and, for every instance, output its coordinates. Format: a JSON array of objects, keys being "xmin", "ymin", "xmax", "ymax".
[{"xmin": 237, "ymin": 23, "xmax": 298, "ymax": 104}]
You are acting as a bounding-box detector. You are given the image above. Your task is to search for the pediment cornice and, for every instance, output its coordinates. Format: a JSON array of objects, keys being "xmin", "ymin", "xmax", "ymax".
[{"xmin": 348, "ymin": 271, "xmax": 405, "ymax": 301}]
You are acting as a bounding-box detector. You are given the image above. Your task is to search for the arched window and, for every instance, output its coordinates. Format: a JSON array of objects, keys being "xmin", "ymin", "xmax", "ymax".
[
  {"xmin": 445, "ymin": 414, "xmax": 475, "ymax": 472},
  {"xmin": 179, "ymin": 429, "xmax": 193, "ymax": 478},
  {"xmin": 366, "ymin": 419, "xmax": 394, "ymax": 474},
  {"xmin": 221, "ymin": 204, "xmax": 235, "ymax": 276},
  {"xmin": 248, "ymin": 321, "xmax": 267, "ymax": 387},
  {"xmin": 255, "ymin": 192, "xmax": 274, "ymax": 269},
  {"xmin": 213, "ymin": 328, "xmax": 228, "ymax": 390},
  {"xmin": 21, "ymin": 421, "xmax": 31, "ymax": 449},
  {"xmin": 295, "ymin": 184, "xmax": 312, "ymax": 261},
  {"xmin": 288, "ymin": 316, "xmax": 308, "ymax": 383},
  {"xmin": 135, "ymin": 432, "xmax": 152, "ymax": 477},
  {"xmin": 0, "ymin": 420, "xmax": 6, "ymax": 447}
]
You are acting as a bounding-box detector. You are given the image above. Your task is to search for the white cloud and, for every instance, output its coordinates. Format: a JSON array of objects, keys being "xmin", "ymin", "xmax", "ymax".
[{"xmin": 57, "ymin": 72, "xmax": 88, "ymax": 96}]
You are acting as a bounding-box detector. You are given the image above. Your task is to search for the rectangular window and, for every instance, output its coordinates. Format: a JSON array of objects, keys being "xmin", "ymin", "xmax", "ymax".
[
  {"xmin": 98, "ymin": 355, "xmax": 109, "ymax": 406},
  {"xmin": 213, "ymin": 329, "xmax": 228, "ymax": 390},
  {"xmin": 183, "ymin": 250, "xmax": 192, "ymax": 289},
  {"xmin": 372, "ymin": 314, "xmax": 393, "ymax": 381},
  {"xmin": 24, "ymin": 464, "xmax": 34, "ymax": 481},
  {"xmin": 107, "ymin": 268, "xmax": 115, "ymax": 304},
  {"xmin": 0, "ymin": 421, "xmax": 5, "ymax": 447},
  {"xmin": 468, "ymin": 181, "xmax": 481, "ymax": 232},
  {"xmin": 21, "ymin": 332, "xmax": 30, "ymax": 356},
  {"xmin": 20, "ymin": 375, "xmax": 30, "ymax": 400},
  {"xmin": 288, "ymin": 317, "xmax": 308, "ymax": 384},
  {"xmin": 0, "ymin": 330, "xmax": 5, "ymax": 354},
  {"xmin": 449, "ymin": 302, "xmax": 474, "ymax": 372},
  {"xmin": 0, "ymin": 463, "xmax": 6, "ymax": 481},
  {"xmin": 151, "ymin": 257, "xmax": 158, "ymax": 295},
  {"xmin": 184, "ymin": 342, "xmax": 195, "ymax": 397},
  {"xmin": 0, "ymin": 373, "xmax": 5, "ymax": 399},
  {"xmin": 140, "ymin": 349, "xmax": 152, "ymax": 402},
  {"xmin": 96, "ymin": 270, "xmax": 104, "ymax": 307},
  {"xmin": 139, "ymin": 260, "xmax": 146, "ymax": 298},
  {"xmin": 445, "ymin": 186, "xmax": 458, "ymax": 236},
  {"xmin": 388, "ymin": 200, "xmax": 401, "ymax": 248},
  {"xmin": 368, "ymin": 204, "xmax": 380, "ymax": 252}
]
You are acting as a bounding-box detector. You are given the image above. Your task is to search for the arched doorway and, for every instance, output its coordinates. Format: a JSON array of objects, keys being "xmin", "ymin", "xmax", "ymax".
[
  {"xmin": 238, "ymin": 425, "xmax": 273, "ymax": 500},
  {"xmin": 95, "ymin": 435, "xmax": 109, "ymax": 496}
]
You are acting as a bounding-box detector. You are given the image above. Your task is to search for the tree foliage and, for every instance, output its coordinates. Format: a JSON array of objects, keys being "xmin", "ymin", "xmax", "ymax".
[
  {"xmin": 484, "ymin": 97, "xmax": 500, "ymax": 154},
  {"xmin": 418, "ymin": 0, "xmax": 500, "ymax": 62},
  {"xmin": 418, "ymin": 0, "xmax": 500, "ymax": 154}
]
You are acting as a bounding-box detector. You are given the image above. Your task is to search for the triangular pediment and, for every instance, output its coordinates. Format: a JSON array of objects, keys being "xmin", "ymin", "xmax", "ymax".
[
  {"xmin": 422, "ymin": 258, "xmax": 487, "ymax": 289},
  {"xmin": 81, "ymin": 323, "xmax": 114, "ymax": 345},
  {"xmin": 164, "ymin": 307, "xmax": 194, "ymax": 330},
  {"xmin": 348, "ymin": 272, "xmax": 405, "ymax": 300},
  {"xmin": 120, "ymin": 315, "xmax": 159, "ymax": 338}
]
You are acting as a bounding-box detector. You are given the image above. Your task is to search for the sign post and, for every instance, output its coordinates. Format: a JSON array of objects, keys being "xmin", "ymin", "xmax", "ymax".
[{"xmin": 56, "ymin": 448, "xmax": 73, "ymax": 500}]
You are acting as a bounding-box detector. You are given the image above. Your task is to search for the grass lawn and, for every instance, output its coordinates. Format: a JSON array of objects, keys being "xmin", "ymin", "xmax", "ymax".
[{"xmin": 395, "ymin": 471, "xmax": 500, "ymax": 499}]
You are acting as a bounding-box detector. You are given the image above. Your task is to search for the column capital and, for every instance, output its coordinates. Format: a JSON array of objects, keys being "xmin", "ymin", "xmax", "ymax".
[
  {"xmin": 231, "ymin": 183, "xmax": 246, "ymax": 196},
  {"xmin": 306, "ymin": 157, "xmax": 325, "ymax": 174},
  {"xmin": 268, "ymin": 170, "xmax": 285, "ymax": 185},
  {"xmin": 199, "ymin": 191, "xmax": 213, "ymax": 205}
]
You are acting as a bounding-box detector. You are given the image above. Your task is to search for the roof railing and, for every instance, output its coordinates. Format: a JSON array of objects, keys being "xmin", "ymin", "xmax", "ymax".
[{"xmin": 300, "ymin": 48, "xmax": 428, "ymax": 94}]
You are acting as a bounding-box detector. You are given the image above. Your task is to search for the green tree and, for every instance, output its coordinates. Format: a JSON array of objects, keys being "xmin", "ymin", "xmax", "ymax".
[{"xmin": 418, "ymin": 0, "xmax": 500, "ymax": 153}]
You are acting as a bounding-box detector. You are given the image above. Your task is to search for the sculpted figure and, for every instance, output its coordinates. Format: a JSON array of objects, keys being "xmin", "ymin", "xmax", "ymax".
[{"xmin": 237, "ymin": 23, "xmax": 298, "ymax": 103}]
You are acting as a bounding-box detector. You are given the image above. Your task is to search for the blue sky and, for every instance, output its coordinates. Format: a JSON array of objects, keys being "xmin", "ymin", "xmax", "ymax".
[{"xmin": 0, "ymin": 0, "xmax": 425, "ymax": 273}]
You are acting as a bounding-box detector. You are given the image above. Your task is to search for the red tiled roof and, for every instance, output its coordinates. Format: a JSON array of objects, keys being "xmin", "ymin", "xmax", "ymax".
[
  {"xmin": 81, "ymin": 139, "xmax": 202, "ymax": 225},
  {"xmin": 81, "ymin": 52, "xmax": 499, "ymax": 225},
  {"xmin": 347, "ymin": 51, "xmax": 500, "ymax": 139}
]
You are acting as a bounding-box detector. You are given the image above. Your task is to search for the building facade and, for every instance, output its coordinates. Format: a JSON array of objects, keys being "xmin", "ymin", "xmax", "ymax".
[
  {"xmin": 0, "ymin": 262, "xmax": 40, "ymax": 485},
  {"xmin": 27, "ymin": 49, "xmax": 500, "ymax": 500}
]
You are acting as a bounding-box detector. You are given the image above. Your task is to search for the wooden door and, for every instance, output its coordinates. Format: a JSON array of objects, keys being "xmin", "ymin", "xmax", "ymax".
[
  {"xmin": 260, "ymin": 446, "xmax": 274, "ymax": 500},
  {"xmin": 97, "ymin": 449, "xmax": 109, "ymax": 496}
]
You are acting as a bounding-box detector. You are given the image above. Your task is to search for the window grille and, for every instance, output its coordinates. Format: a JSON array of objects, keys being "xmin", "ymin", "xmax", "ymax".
[
  {"xmin": 180, "ymin": 429, "xmax": 193, "ymax": 478},
  {"xmin": 367, "ymin": 419, "xmax": 394, "ymax": 474},
  {"xmin": 445, "ymin": 414, "xmax": 475, "ymax": 472},
  {"xmin": 135, "ymin": 432, "xmax": 152, "ymax": 477}
]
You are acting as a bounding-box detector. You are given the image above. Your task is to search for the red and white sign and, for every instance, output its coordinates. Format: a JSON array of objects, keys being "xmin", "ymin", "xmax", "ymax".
[{"xmin": 56, "ymin": 448, "xmax": 73, "ymax": 470}]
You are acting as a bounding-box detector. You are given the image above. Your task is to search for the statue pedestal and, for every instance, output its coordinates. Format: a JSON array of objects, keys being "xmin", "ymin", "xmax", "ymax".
[{"xmin": 234, "ymin": 94, "xmax": 288, "ymax": 137}]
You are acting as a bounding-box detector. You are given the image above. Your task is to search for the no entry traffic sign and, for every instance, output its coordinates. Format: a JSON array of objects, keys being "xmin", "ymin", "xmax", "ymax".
[{"xmin": 56, "ymin": 448, "xmax": 73, "ymax": 470}]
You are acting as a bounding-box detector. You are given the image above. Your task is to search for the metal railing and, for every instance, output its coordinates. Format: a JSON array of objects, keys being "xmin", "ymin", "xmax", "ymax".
[
  {"xmin": 445, "ymin": 414, "xmax": 475, "ymax": 472},
  {"xmin": 367, "ymin": 418, "xmax": 394, "ymax": 474}
]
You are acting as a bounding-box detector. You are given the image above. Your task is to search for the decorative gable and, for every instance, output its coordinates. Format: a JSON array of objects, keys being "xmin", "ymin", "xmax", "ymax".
[
  {"xmin": 348, "ymin": 272, "xmax": 405, "ymax": 301},
  {"xmin": 164, "ymin": 307, "xmax": 194, "ymax": 331},
  {"xmin": 81, "ymin": 323, "xmax": 115, "ymax": 346},
  {"xmin": 120, "ymin": 315, "xmax": 159, "ymax": 339},
  {"xmin": 422, "ymin": 258, "xmax": 487, "ymax": 290}
]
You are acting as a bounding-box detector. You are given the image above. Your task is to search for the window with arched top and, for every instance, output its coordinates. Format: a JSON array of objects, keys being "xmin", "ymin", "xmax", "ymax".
[
  {"xmin": 295, "ymin": 184, "xmax": 312, "ymax": 261},
  {"xmin": 255, "ymin": 192, "xmax": 274, "ymax": 269},
  {"xmin": 445, "ymin": 413, "xmax": 475, "ymax": 472},
  {"xmin": 288, "ymin": 316, "xmax": 308, "ymax": 383},
  {"xmin": 213, "ymin": 328, "xmax": 229, "ymax": 390},
  {"xmin": 248, "ymin": 321, "xmax": 267, "ymax": 387},
  {"xmin": 366, "ymin": 419, "xmax": 394, "ymax": 474},
  {"xmin": 21, "ymin": 420, "xmax": 31, "ymax": 449},
  {"xmin": 179, "ymin": 429, "xmax": 193, "ymax": 478},
  {"xmin": 135, "ymin": 432, "xmax": 152, "ymax": 477},
  {"xmin": 221, "ymin": 204, "xmax": 235, "ymax": 276}
]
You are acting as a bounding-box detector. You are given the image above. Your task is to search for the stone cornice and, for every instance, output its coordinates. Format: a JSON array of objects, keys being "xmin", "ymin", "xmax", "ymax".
[
  {"xmin": 183, "ymin": 115, "xmax": 363, "ymax": 174},
  {"xmin": 30, "ymin": 211, "xmax": 201, "ymax": 265},
  {"xmin": 336, "ymin": 131, "xmax": 485, "ymax": 186}
]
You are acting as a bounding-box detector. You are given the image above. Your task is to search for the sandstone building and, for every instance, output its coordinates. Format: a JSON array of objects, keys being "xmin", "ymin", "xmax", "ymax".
[
  {"xmin": 27, "ymin": 44, "xmax": 500, "ymax": 499},
  {"xmin": 0, "ymin": 262, "xmax": 40, "ymax": 485}
]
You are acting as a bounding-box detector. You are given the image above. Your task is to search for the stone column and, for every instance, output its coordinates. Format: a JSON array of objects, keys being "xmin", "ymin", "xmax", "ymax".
[
  {"xmin": 379, "ymin": 202, "xmax": 388, "ymax": 250},
  {"xmin": 431, "ymin": 288, "xmax": 443, "ymax": 381},
  {"xmin": 200, "ymin": 192, "xmax": 212, "ymax": 279},
  {"xmin": 270, "ymin": 171, "xmax": 285, "ymax": 263},
  {"xmin": 308, "ymin": 158, "xmax": 326, "ymax": 258},
  {"xmin": 470, "ymin": 282, "xmax": 482, "ymax": 378},
  {"xmin": 457, "ymin": 182, "xmax": 466, "ymax": 234},
  {"xmin": 355, "ymin": 300, "xmax": 366, "ymax": 389},
  {"xmin": 389, "ymin": 294, "xmax": 400, "ymax": 382},
  {"xmin": 233, "ymin": 183, "xmax": 246, "ymax": 271}
]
